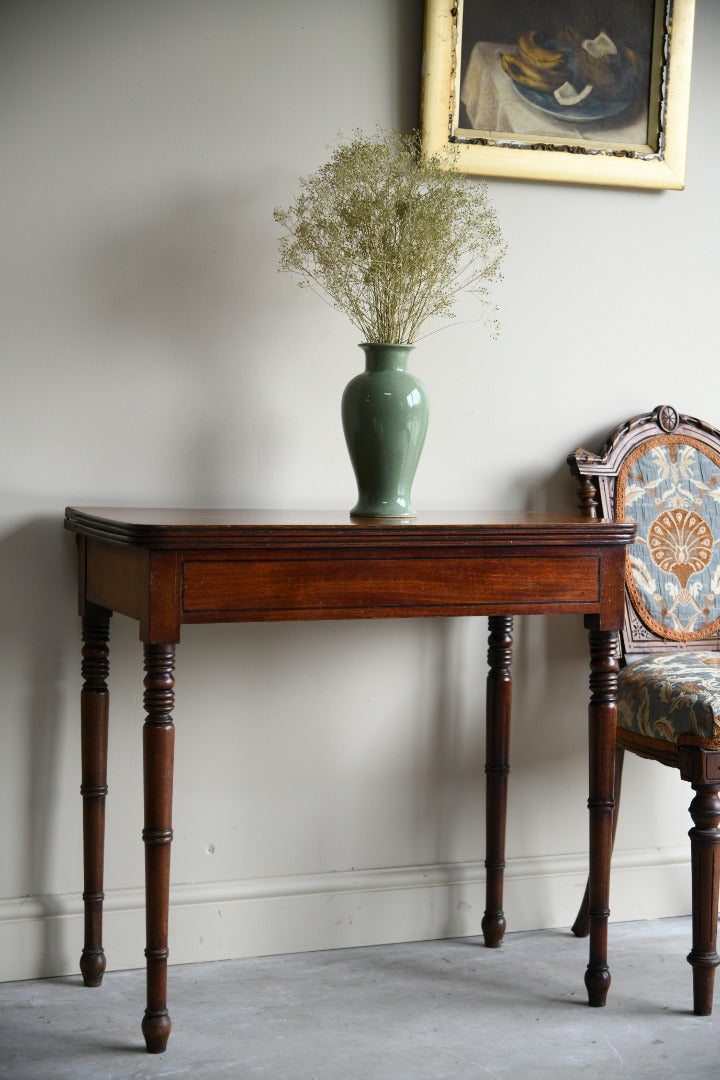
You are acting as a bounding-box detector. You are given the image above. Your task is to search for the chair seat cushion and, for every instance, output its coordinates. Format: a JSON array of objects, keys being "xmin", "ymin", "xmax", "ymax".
[{"xmin": 618, "ymin": 651, "xmax": 720, "ymax": 746}]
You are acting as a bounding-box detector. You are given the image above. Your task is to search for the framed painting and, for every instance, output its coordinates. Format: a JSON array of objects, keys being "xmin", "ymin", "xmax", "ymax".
[{"xmin": 420, "ymin": 0, "xmax": 695, "ymax": 188}]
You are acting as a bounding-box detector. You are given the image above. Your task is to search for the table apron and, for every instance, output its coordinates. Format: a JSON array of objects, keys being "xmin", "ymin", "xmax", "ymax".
[
  {"xmin": 181, "ymin": 553, "xmax": 602, "ymax": 620},
  {"xmin": 81, "ymin": 539, "xmax": 625, "ymax": 629}
]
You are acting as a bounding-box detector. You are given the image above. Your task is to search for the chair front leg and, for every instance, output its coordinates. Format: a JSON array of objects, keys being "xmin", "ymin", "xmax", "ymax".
[{"xmin": 687, "ymin": 780, "xmax": 720, "ymax": 1016}]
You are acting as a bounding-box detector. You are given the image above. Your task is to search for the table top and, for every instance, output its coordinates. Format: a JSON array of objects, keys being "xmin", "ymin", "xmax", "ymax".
[{"xmin": 65, "ymin": 507, "xmax": 635, "ymax": 551}]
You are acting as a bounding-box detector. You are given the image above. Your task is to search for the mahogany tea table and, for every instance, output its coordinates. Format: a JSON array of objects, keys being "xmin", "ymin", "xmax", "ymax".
[{"xmin": 64, "ymin": 507, "xmax": 635, "ymax": 1053}]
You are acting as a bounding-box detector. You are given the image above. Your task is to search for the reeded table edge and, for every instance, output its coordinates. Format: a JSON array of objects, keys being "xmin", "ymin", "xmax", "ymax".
[{"xmin": 65, "ymin": 507, "xmax": 636, "ymax": 550}]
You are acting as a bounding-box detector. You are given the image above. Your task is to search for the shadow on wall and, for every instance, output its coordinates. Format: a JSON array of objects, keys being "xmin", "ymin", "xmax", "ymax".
[
  {"xmin": 75, "ymin": 182, "xmax": 288, "ymax": 502},
  {"xmin": 513, "ymin": 462, "xmax": 600, "ymax": 830},
  {"xmin": 81, "ymin": 182, "xmax": 267, "ymax": 362},
  {"xmin": 0, "ymin": 469, "xmax": 599, "ymax": 969},
  {"xmin": 0, "ymin": 517, "xmax": 79, "ymax": 974},
  {"xmin": 391, "ymin": 0, "xmax": 423, "ymax": 131},
  {"xmin": 409, "ymin": 461, "xmax": 598, "ymax": 937}
]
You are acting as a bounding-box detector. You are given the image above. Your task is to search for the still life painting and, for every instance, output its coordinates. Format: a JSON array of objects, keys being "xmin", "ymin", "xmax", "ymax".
[{"xmin": 421, "ymin": 0, "xmax": 695, "ymax": 188}]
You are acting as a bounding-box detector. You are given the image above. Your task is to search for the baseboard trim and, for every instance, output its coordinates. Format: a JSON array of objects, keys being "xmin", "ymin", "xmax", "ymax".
[{"xmin": 0, "ymin": 847, "xmax": 691, "ymax": 982}]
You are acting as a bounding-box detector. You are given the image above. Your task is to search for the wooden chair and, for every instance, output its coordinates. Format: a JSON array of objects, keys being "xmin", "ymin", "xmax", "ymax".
[{"xmin": 568, "ymin": 404, "xmax": 720, "ymax": 1016}]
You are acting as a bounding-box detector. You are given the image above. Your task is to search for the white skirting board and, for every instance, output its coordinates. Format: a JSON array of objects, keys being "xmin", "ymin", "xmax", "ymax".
[{"xmin": 0, "ymin": 847, "xmax": 691, "ymax": 983}]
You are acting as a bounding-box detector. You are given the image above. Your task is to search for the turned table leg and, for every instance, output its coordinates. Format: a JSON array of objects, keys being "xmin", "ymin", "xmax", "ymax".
[
  {"xmin": 585, "ymin": 628, "xmax": 618, "ymax": 1007},
  {"xmin": 79, "ymin": 608, "xmax": 111, "ymax": 988},
  {"xmin": 482, "ymin": 615, "xmax": 513, "ymax": 948},
  {"xmin": 140, "ymin": 643, "xmax": 176, "ymax": 1054}
]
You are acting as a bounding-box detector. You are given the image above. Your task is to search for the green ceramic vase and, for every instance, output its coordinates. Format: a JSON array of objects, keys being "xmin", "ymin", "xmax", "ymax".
[{"xmin": 341, "ymin": 343, "xmax": 429, "ymax": 519}]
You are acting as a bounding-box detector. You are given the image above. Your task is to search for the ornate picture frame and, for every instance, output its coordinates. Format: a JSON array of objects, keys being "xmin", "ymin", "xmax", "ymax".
[{"xmin": 420, "ymin": 0, "xmax": 695, "ymax": 189}]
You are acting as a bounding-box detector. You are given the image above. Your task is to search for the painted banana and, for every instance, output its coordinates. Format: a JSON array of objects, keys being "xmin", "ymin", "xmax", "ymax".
[
  {"xmin": 499, "ymin": 51, "xmax": 565, "ymax": 92},
  {"xmin": 518, "ymin": 30, "xmax": 565, "ymax": 70}
]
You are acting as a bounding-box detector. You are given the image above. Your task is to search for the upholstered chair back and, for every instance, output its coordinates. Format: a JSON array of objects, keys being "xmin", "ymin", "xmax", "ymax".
[{"xmin": 568, "ymin": 405, "xmax": 720, "ymax": 664}]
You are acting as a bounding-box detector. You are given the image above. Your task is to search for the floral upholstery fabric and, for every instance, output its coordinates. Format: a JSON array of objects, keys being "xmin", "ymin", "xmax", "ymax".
[
  {"xmin": 618, "ymin": 651, "xmax": 720, "ymax": 746},
  {"xmin": 616, "ymin": 436, "xmax": 720, "ymax": 641}
]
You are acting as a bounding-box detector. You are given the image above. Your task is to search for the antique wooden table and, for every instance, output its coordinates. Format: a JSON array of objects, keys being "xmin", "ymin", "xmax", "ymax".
[{"xmin": 65, "ymin": 507, "xmax": 635, "ymax": 1054}]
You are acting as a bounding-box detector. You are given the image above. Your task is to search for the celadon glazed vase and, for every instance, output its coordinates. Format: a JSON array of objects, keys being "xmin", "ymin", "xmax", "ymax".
[{"xmin": 341, "ymin": 343, "xmax": 429, "ymax": 519}]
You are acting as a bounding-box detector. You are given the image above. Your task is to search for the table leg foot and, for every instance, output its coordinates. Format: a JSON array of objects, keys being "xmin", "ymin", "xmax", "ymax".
[
  {"xmin": 481, "ymin": 911, "xmax": 506, "ymax": 949},
  {"xmin": 585, "ymin": 963, "xmax": 611, "ymax": 1007},
  {"xmin": 142, "ymin": 1009, "xmax": 172, "ymax": 1054},
  {"xmin": 79, "ymin": 947, "xmax": 106, "ymax": 987}
]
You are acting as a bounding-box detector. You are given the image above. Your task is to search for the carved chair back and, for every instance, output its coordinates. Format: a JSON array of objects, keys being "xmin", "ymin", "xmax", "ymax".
[{"xmin": 568, "ymin": 405, "xmax": 720, "ymax": 664}]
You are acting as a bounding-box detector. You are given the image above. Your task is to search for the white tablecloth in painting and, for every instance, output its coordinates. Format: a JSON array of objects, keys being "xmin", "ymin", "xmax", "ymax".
[{"xmin": 460, "ymin": 41, "xmax": 647, "ymax": 146}]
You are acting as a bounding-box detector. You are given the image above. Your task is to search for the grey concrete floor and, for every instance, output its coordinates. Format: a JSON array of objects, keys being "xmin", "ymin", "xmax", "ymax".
[{"xmin": 0, "ymin": 917, "xmax": 716, "ymax": 1079}]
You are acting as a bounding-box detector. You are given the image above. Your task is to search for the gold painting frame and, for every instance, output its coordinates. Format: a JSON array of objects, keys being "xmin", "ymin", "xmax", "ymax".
[{"xmin": 420, "ymin": 0, "xmax": 695, "ymax": 189}]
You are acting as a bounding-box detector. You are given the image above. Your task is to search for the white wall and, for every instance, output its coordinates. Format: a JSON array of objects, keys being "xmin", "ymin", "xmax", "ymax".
[{"xmin": 1, "ymin": 0, "xmax": 718, "ymax": 981}]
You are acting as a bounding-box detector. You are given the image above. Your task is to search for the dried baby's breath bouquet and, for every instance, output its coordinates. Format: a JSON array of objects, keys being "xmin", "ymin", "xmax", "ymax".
[{"xmin": 274, "ymin": 130, "xmax": 505, "ymax": 344}]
